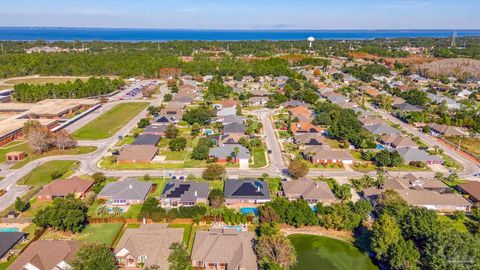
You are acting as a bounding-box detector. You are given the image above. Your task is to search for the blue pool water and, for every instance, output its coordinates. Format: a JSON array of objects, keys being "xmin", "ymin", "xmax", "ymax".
[
  {"xmin": 376, "ymin": 144, "xmax": 386, "ymax": 150},
  {"xmin": 240, "ymin": 207, "xmax": 259, "ymax": 216},
  {"xmin": 0, "ymin": 227, "xmax": 19, "ymax": 232},
  {"xmin": 224, "ymin": 225, "xmax": 243, "ymax": 232}
]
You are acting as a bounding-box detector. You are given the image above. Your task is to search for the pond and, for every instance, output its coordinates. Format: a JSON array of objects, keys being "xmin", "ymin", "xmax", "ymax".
[{"xmin": 288, "ymin": 234, "xmax": 378, "ymax": 270}]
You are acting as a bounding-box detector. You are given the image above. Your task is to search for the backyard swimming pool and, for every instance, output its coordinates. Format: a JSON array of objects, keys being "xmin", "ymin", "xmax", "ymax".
[
  {"xmin": 240, "ymin": 207, "xmax": 259, "ymax": 216},
  {"xmin": 0, "ymin": 227, "xmax": 19, "ymax": 232}
]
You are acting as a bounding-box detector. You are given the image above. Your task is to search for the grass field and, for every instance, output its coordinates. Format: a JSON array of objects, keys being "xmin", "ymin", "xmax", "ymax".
[
  {"xmin": 445, "ymin": 136, "xmax": 480, "ymax": 160},
  {"xmin": 73, "ymin": 102, "xmax": 148, "ymax": 140},
  {"xmin": 251, "ymin": 147, "xmax": 267, "ymax": 168},
  {"xmin": 18, "ymin": 160, "xmax": 78, "ymax": 186},
  {"xmin": 0, "ymin": 140, "xmax": 95, "ymax": 168},
  {"xmin": 77, "ymin": 223, "xmax": 123, "ymax": 245},
  {"xmin": 19, "ymin": 198, "xmax": 52, "ymax": 218},
  {"xmin": 2, "ymin": 76, "xmax": 89, "ymax": 85}
]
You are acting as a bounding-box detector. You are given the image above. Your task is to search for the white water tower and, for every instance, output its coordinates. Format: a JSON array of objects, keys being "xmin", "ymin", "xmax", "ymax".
[{"xmin": 307, "ymin": 36, "xmax": 315, "ymax": 51}]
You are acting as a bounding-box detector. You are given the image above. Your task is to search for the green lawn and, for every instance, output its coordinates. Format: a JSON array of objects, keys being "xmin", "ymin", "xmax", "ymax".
[
  {"xmin": 148, "ymin": 178, "xmax": 168, "ymax": 197},
  {"xmin": 0, "ymin": 141, "xmax": 95, "ymax": 168},
  {"xmin": 19, "ymin": 198, "xmax": 52, "ymax": 218},
  {"xmin": 73, "ymin": 102, "xmax": 148, "ymax": 140},
  {"xmin": 18, "ymin": 160, "xmax": 78, "ymax": 186},
  {"xmin": 123, "ymin": 205, "xmax": 142, "ymax": 219},
  {"xmin": 159, "ymin": 150, "xmax": 189, "ymax": 161},
  {"xmin": 438, "ymin": 215, "xmax": 470, "ymax": 233},
  {"xmin": 251, "ymin": 148, "xmax": 267, "ymax": 168},
  {"xmin": 76, "ymin": 223, "xmax": 123, "ymax": 246}
]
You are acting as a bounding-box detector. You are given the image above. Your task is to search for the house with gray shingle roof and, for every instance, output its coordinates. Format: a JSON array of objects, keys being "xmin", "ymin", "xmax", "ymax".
[
  {"xmin": 114, "ymin": 224, "xmax": 183, "ymax": 270},
  {"xmin": 394, "ymin": 103, "xmax": 423, "ymax": 112},
  {"xmin": 191, "ymin": 229, "xmax": 257, "ymax": 270},
  {"xmin": 209, "ymin": 144, "xmax": 250, "ymax": 169},
  {"xmin": 391, "ymin": 147, "xmax": 443, "ymax": 164},
  {"xmin": 282, "ymin": 179, "xmax": 337, "ymax": 205},
  {"xmin": 98, "ymin": 178, "xmax": 152, "ymax": 205},
  {"xmin": 159, "ymin": 181, "xmax": 210, "ymax": 207},
  {"xmin": 0, "ymin": 232, "xmax": 24, "ymax": 261},
  {"xmin": 365, "ymin": 123, "xmax": 401, "ymax": 135}
]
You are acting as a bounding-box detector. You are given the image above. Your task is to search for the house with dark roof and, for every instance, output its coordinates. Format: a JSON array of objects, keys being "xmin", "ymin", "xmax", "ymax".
[
  {"xmin": 223, "ymin": 122, "xmax": 246, "ymax": 135},
  {"xmin": 394, "ymin": 103, "xmax": 423, "ymax": 112},
  {"xmin": 159, "ymin": 181, "xmax": 210, "ymax": 207},
  {"xmin": 98, "ymin": 178, "xmax": 152, "ymax": 205},
  {"xmin": 282, "ymin": 179, "xmax": 337, "ymax": 205},
  {"xmin": 0, "ymin": 232, "xmax": 24, "ymax": 262},
  {"xmin": 428, "ymin": 123, "xmax": 467, "ymax": 137},
  {"xmin": 294, "ymin": 133, "xmax": 325, "ymax": 147},
  {"xmin": 8, "ymin": 240, "xmax": 81, "ymax": 270},
  {"xmin": 37, "ymin": 176, "xmax": 94, "ymax": 201},
  {"xmin": 114, "ymin": 224, "xmax": 183, "ymax": 270},
  {"xmin": 131, "ymin": 134, "xmax": 161, "ymax": 146},
  {"xmin": 143, "ymin": 124, "xmax": 169, "ymax": 136},
  {"xmin": 224, "ymin": 179, "xmax": 271, "ymax": 205},
  {"xmin": 191, "ymin": 229, "xmax": 257, "ymax": 270},
  {"xmin": 365, "ymin": 123, "xmax": 401, "ymax": 135}
]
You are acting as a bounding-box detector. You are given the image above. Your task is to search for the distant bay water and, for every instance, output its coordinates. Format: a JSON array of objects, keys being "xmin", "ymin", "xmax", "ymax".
[{"xmin": 1, "ymin": 27, "xmax": 480, "ymax": 41}]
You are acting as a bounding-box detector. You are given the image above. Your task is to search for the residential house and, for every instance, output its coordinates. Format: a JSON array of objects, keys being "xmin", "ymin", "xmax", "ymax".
[
  {"xmin": 290, "ymin": 122, "xmax": 323, "ymax": 134},
  {"xmin": 0, "ymin": 232, "xmax": 24, "ymax": 262},
  {"xmin": 114, "ymin": 224, "xmax": 183, "ymax": 270},
  {"xmin": 392, "ymin": 147, "xmax": 443, "ymax": 164},
  {"xmin": 281, "ymin": 100, "xmax": 310, "ymax": 108},
  {"xmin": 172, "ymin": 94, "xmax": 194, "ymax": 104},
  {"xmin": 457, "ymin": 181, "xmax": 480, "ymax": 204},
  {"xmin": 364, "ymin": 123, "xmax": 401, "ymax": 135},
  {"xmin": 303, "ymin": 145, "xmax": 354, "ymax": 165},
  {"xmin": 288, "ymin": 106, "xmax": 313, "ymax": 122},
  {"xmin": 282, "ymin": 179, "xmax": 336, "ymax": 204},
  {"xmin": 427, "ymin": 93, "xmax": 460, "ymax": 110},
  {"xmin": 131, "ymin": 134, "xmax": 161, "ymax": 146},
  {"xmin": 216, "ymin": 115, "xmax": 246, "ymax": 125},
  {"xmin": 209, "ymin": 144, "xmax": 250, "ymax": 169},
  {"xmin": 143, "ymin": 124, "xmax": 169, "ymax": 136},
  {"xmin": 392, "ymin": 96, "xmax": 406, "ymax": 106},
  {"xmin": 428, "ymin": 123, "xmax": 467, "ymax": 137},
  {"xmin": 117, "ymin": 145, "xmax": 158, "ymax": 164},
  {"xmin": 191, "ymin": 229, "xmax": 257, "ymax": 270},
  {"xmin": 363, "ymin": 177, "xmax": 471, "ymax": 212},
  {"xmin": 216, "ymin": 107, "xmax": 237, "ymax": 117},
  {"xmin": 394, "ymin": 103, "xmax": 423, "ymax": 113},
  {"xmin": 224, "ymin": 179, "xmax": 271, "ymax": 205},
  {"xmin": 247, "ymin": 96, "xmax": 269, "ymax": 106},
  {"xmin": 8, "ymin": 240, "xmax": 81, "ymax": 270},
  {"xmin": 379, "ymin": 134, "xmax": 418, "ymax": 148},
  {"xmin": 359, "ymin": 116, "xmax": 385, "ymax": 126},
  {"xmin": 293, "ymin": 133, "xmax": 325, "ymax": 147},
  {"xmin": 223, "ymin": 122, "xmax": 246, "ymax": 135},
  {"xmin": 98, "ymin": 178, "xmax": 152, "ymax": 205},
  {"xmin": 37, "ymin": 176, "xmax": 94, "ymax": 201},
  {"xmin": 159, "ymin": 181, "xmax": 210, "ymax": 207}
]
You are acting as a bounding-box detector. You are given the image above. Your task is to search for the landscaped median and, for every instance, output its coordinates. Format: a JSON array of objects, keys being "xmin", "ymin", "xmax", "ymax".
[{"xmin": 73, "ymin": 102, "xmax": 149, "ymax": 140}]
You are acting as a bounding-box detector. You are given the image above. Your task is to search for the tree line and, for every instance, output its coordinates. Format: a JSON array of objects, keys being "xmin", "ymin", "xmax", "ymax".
[{"xmin": 12, "ymin": 77, "xmax": 124, "ymax": 103}]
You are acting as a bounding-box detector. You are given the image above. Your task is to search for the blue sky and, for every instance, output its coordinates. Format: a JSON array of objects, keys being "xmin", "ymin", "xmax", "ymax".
[{"xmin": 0, "ymin": 0, "xmax": 478, "ymax": 29}]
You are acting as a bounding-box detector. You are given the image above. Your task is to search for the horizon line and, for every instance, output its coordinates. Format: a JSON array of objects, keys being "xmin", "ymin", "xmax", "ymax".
[{"xmin": 1, "ymin": 26, "xmax": 479, "ymax": 31}]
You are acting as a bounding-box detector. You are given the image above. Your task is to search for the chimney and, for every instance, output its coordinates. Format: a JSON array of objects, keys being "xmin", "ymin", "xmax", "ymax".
[
  {"xmin": 194, "ymin": 190, "xmax": 198, "ymax": 197},
  {"xmin": 316, "ymin": 183, "xmax": 319, "ymax": 188},
  {"xmin": 129, "ymin": 184, "xmax": 132, "ymax": 189},
  {"xmin": 257, "ymin": 186, "xmax": 260, "ymax": 192}
]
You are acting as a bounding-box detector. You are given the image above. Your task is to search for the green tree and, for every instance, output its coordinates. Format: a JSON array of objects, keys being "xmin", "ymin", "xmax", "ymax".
[
  {"xmin": 168, "ymin": 242, "xmax": 193, "ymax": 270},
  {"xmin": 137, "ymin": 118, "xmax": 150, "ymax": 128},
  {"xmin": 288, "ymin": 159, "xmax": 309, "ymax": 179},
  {"xmin": 371, "ymin": 213, "xmax": 402, "ymax": 260},
  {"xmin": 169, "ymin": 137, "xmax": 187, "ymax": 151},
  {"xmin": 33, "ymin": 196, "xmax": 87, "ymax": 233},
  {"xmin": 182, "ymin": 105, "xmax": 214, "ymax": 125},
  {"xmin": 202, "ymin": 164, "xmax": 226, "ymax": 181},
  {"xmin": 92, "ymin": 172, "xmax": 106, "ymax": 184},
  {"xmin": 72, "ymin": 244, "xmax": 117, "ymax": 270},
  {"xmin": 387, "ymin": 239, "xmax": 420, "ymax": 270},
  {"xmin": 165, "ymin": 124, "xmax": 179, "ymax": 139},
  {"xmin": 191, "ymin": 144, "xmax": 209, "ymax": 160},
  {"xmin": 208, "ymin": 189, "xmax": 225, "ymax": 208},
  {"xmin": 256, "ymin": 234, "xmax": 297, "ymax": 270},
  {"xmin": 14, "ymin": 197, "xmax": 27, "ymax": 212}
]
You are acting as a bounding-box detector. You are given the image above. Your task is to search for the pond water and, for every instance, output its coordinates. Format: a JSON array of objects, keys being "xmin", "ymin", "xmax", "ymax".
[{"xmin": 288, "ymin": 234, "xmax": 378, "ymax": 270}]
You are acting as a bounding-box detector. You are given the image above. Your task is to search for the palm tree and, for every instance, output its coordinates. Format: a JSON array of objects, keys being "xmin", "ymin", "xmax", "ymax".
[
  {"xmin": 112, "ymin": 206, "xmax": 122, "ymax": 216},
  {"xmin": 233, "ymin": 146, "xmax": 239, "ymax": 163},
  {"xmin": 96, "ymin": 205, "xmax": 109, "ymax": 217}
]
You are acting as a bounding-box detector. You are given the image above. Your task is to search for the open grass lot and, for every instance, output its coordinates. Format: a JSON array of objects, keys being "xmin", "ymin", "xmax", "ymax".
[
  {"xmin": 445, "ymin": 136, "xmax": 480, "ymax": 160},
  {"xmin": 251, "ymin": 147, "xmax": 267, "ymax": 168},
  {"xmin": 159, "ymin": 150, "xmax": 188, "ymax": 161},
  {"xmin": 18, "ymin": 160, "xmax": 78, "ymax": 186},
  {"xmin": 77, "ymin": 223, "xmax": 123, "ymax": 245},
  {"xmin": 2, "ymin": 76, "xmax": 89, "ymax": 85},
  {"xmin": 19, "ymin": 198, "xmax": 51, "ymax": 218},
  {"xmin": 73, "ymin": 102, "xmax": 148, "ymax": 140},
  {"xmin": 0, "ymin": 140, "xmax": 96, "ymax": 167}
]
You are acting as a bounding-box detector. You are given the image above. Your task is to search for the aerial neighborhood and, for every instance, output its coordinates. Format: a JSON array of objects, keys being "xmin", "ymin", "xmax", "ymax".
[{"xmin": 0, "ymin": 35, "xmax": 480, "ymax": 270}]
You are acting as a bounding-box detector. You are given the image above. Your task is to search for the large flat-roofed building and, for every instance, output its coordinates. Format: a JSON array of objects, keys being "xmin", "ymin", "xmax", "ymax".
[
  {"xmin": 0, "ymin": 99, "xmax": 98, "ymax": 119},
  {"xmin": 0, "ymin": 118, "xmax": 58, "ymax": 147}
]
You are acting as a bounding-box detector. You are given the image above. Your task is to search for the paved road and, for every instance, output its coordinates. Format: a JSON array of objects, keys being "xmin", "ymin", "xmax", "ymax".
[{"xmin": 365, "ymin": 103, "xmax": 479, "ymax": 179}]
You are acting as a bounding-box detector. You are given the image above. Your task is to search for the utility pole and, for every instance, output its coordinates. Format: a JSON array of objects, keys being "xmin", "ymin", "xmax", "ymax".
[
  {"xmin": 0, "ymin": 43, "xmax": 3, "ymax": 54},
  {"xmin": 451, "ymin": 30, "xmax": 457, "ymax": 47}
]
